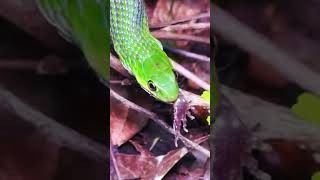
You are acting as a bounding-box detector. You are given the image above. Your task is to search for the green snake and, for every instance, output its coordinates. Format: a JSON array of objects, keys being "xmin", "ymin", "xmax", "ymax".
[
  {"xmin": 36, "ymin": 0, "xmax": 109, "ymax": 81},
  {"xmin": 37, "ymin": 0, "xmax": 179, "ymax": 103},
  {"xmin": 36, "ymin": 0, "xmax": 212, "ymax": 143},
  {"xmin": 110, "ymin": 0, "xmax": 179, "ymax": 102}
]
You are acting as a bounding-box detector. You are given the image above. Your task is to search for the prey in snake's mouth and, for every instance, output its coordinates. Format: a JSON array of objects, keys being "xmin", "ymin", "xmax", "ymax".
[{"xmin": 110, "ymin": 0, "xmax": 196, "ymax": 146}]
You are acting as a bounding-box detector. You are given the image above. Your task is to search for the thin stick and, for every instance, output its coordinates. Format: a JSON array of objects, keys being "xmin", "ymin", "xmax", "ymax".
[
  {"xmin": 0, "ymin": 87, "xmax": 107, "ymax": 162},
  {"xmin": 152, "ymin": 31, "xmax": 210, "ymax": 44},
  {"xmin": 150, "ymin": 12, "xmax": 210, "ymax": 29},
  {"xmin": 110, "ymin": 54, "xmax": 131, "ymax": 77},
  {"xmin": 171, "ymin": 60, "xmax": 210, "ymax": 91},
  {"xmin": 213, "ymin": 4, "xmax": 320, "ymax": 96},
  {"xmin": 161, "ymin": 22, "xmax": 210, "ymax": 32},
  {"xmin": 110, "ymin": 89, "xmax": 210, "ymax": 158},
  {"xmin": 164, "ymin": 46, "xmax": 210, "ymax": 62}
]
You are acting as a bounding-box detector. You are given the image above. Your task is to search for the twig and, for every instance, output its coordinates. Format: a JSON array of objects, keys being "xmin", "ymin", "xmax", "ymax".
[
  {"xmin": 164, "ymin": 46, "xmax": 210, "ymax": 62},
  {"xmin": 110, "ymin": 89, "xmax": 210, "ymax": 158},
  {"xmin": 171, "ymin": 60, "xmax": 210, "ymax": 91},
  {"xmin": 0, "ymin": 87, "xmax": 107, "ymax": 162},
  {"xmin": 213, "ymin": 4, "xmax": 320, "ymax": 96},
  {"xmin": 110, "ymin": 53, "xmax": 130, "ymax": 77},
  {"xmin": 179, "ymin": 89, "xmax": 209, "ymax": 108},
  {"xmin": 152, "ymin": 31, "xmax": 210, "ymax": 44},
  {"xmin": 161, "ymin": 22, "xmax": 210, "ymax": 32},
  {"xmin": 149, "ymin": 12, "xmax": 210, "ymax": 29}
]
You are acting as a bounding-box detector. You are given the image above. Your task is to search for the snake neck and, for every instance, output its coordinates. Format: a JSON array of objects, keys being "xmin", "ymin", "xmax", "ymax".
[
  {"xmin": 110, "ymin": 0, "xmax": 149, "ymax": 43},
  {"xmin": 110, "ymin": 0, "xmax": 157, "ymax": 72}
]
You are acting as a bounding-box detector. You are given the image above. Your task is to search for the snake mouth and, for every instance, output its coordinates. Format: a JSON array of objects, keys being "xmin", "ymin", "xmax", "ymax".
[
  {"xmin": 151, "ymin": 93, "xmax": 177, "ymax": 104},
  {"xmin": 146, "ymin": 89, "xmax": 178, "ymax": 104},
  {"xmin": 163, "ymin": 99, "xmax": 176, "ymax": 104},
  {"xmin": 158, "ymin": 94, "xmax": 179, "ymax": 104}
]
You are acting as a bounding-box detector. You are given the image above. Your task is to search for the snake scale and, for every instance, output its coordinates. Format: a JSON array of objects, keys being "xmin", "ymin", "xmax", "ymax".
[
  {"xmin": 110, "ymin": 0, "xmax": 179, "ymax": 102},
  {"xmin": 37, "ymin": 0, "xmax": 179, "ymax": 103}
]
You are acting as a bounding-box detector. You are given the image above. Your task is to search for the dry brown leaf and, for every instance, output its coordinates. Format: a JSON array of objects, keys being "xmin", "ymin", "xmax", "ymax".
[
  {"xmin": 150, "ymin": 0, "xmax": 209, "ymax": 25},
  {"xmin": 150, "ymin": 0, "xmax": 210, "ymax": 48},
  {"xmin": 114, "ymin": 136, "xmax": 208, "ymax": 179},
  {"xmin": 110, "ymin": 96, "xmax": 149, "ymax": 146}
]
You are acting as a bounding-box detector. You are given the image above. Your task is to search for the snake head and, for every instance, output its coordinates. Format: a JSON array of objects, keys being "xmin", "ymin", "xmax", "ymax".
[{"xmin": 135, "ymin": 51, "xmax": 179, "ymax": 103}]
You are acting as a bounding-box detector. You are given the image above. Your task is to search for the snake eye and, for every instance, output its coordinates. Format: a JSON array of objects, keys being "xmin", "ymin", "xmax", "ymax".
[{"xmin": 148, "ymin": 80, "xmax": 157, "ymax": 91}]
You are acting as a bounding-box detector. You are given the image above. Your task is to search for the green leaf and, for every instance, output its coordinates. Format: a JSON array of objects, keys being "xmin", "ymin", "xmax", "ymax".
[
  {"xmin": 201, "ymin": 91, "xmax": 210, "ymax": 102},
  {"xmin": 201, "ymin": 91, "xmax": 211, "ymax": 125},
  {"xmin": 291, "ymin": 93, "xmax": 320, "ymax": 126}
]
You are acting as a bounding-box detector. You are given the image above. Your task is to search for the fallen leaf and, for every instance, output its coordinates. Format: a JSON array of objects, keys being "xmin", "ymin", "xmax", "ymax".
[
  {"xmin": 292, "ymin": 92, "xmax": 320, "ymax": 126},
  {"xmin": 110, "ymin": 96, "xmax": 149, "ymax": 146},
  {"xmin": 114, "ymin": 136, "xmax": 208, "ymax": 179}
]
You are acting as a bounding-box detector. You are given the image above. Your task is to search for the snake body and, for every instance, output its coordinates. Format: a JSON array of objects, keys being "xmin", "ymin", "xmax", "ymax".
[
  {"xmin": 36, "ymin": 0, "xmax": 109, "ymax": 81},
  {"xmin": 110, "ymin": 0, "xmax": 179, "ymax": 102},
  {"xmin": 36, "ymin": 0, "xmax": 178, "ymax": 103}
]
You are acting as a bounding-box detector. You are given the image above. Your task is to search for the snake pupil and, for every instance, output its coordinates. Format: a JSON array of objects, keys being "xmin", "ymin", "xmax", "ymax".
[{"xmin": 148, "ymin": 80, "xmax": 157, "ymax": 91}]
